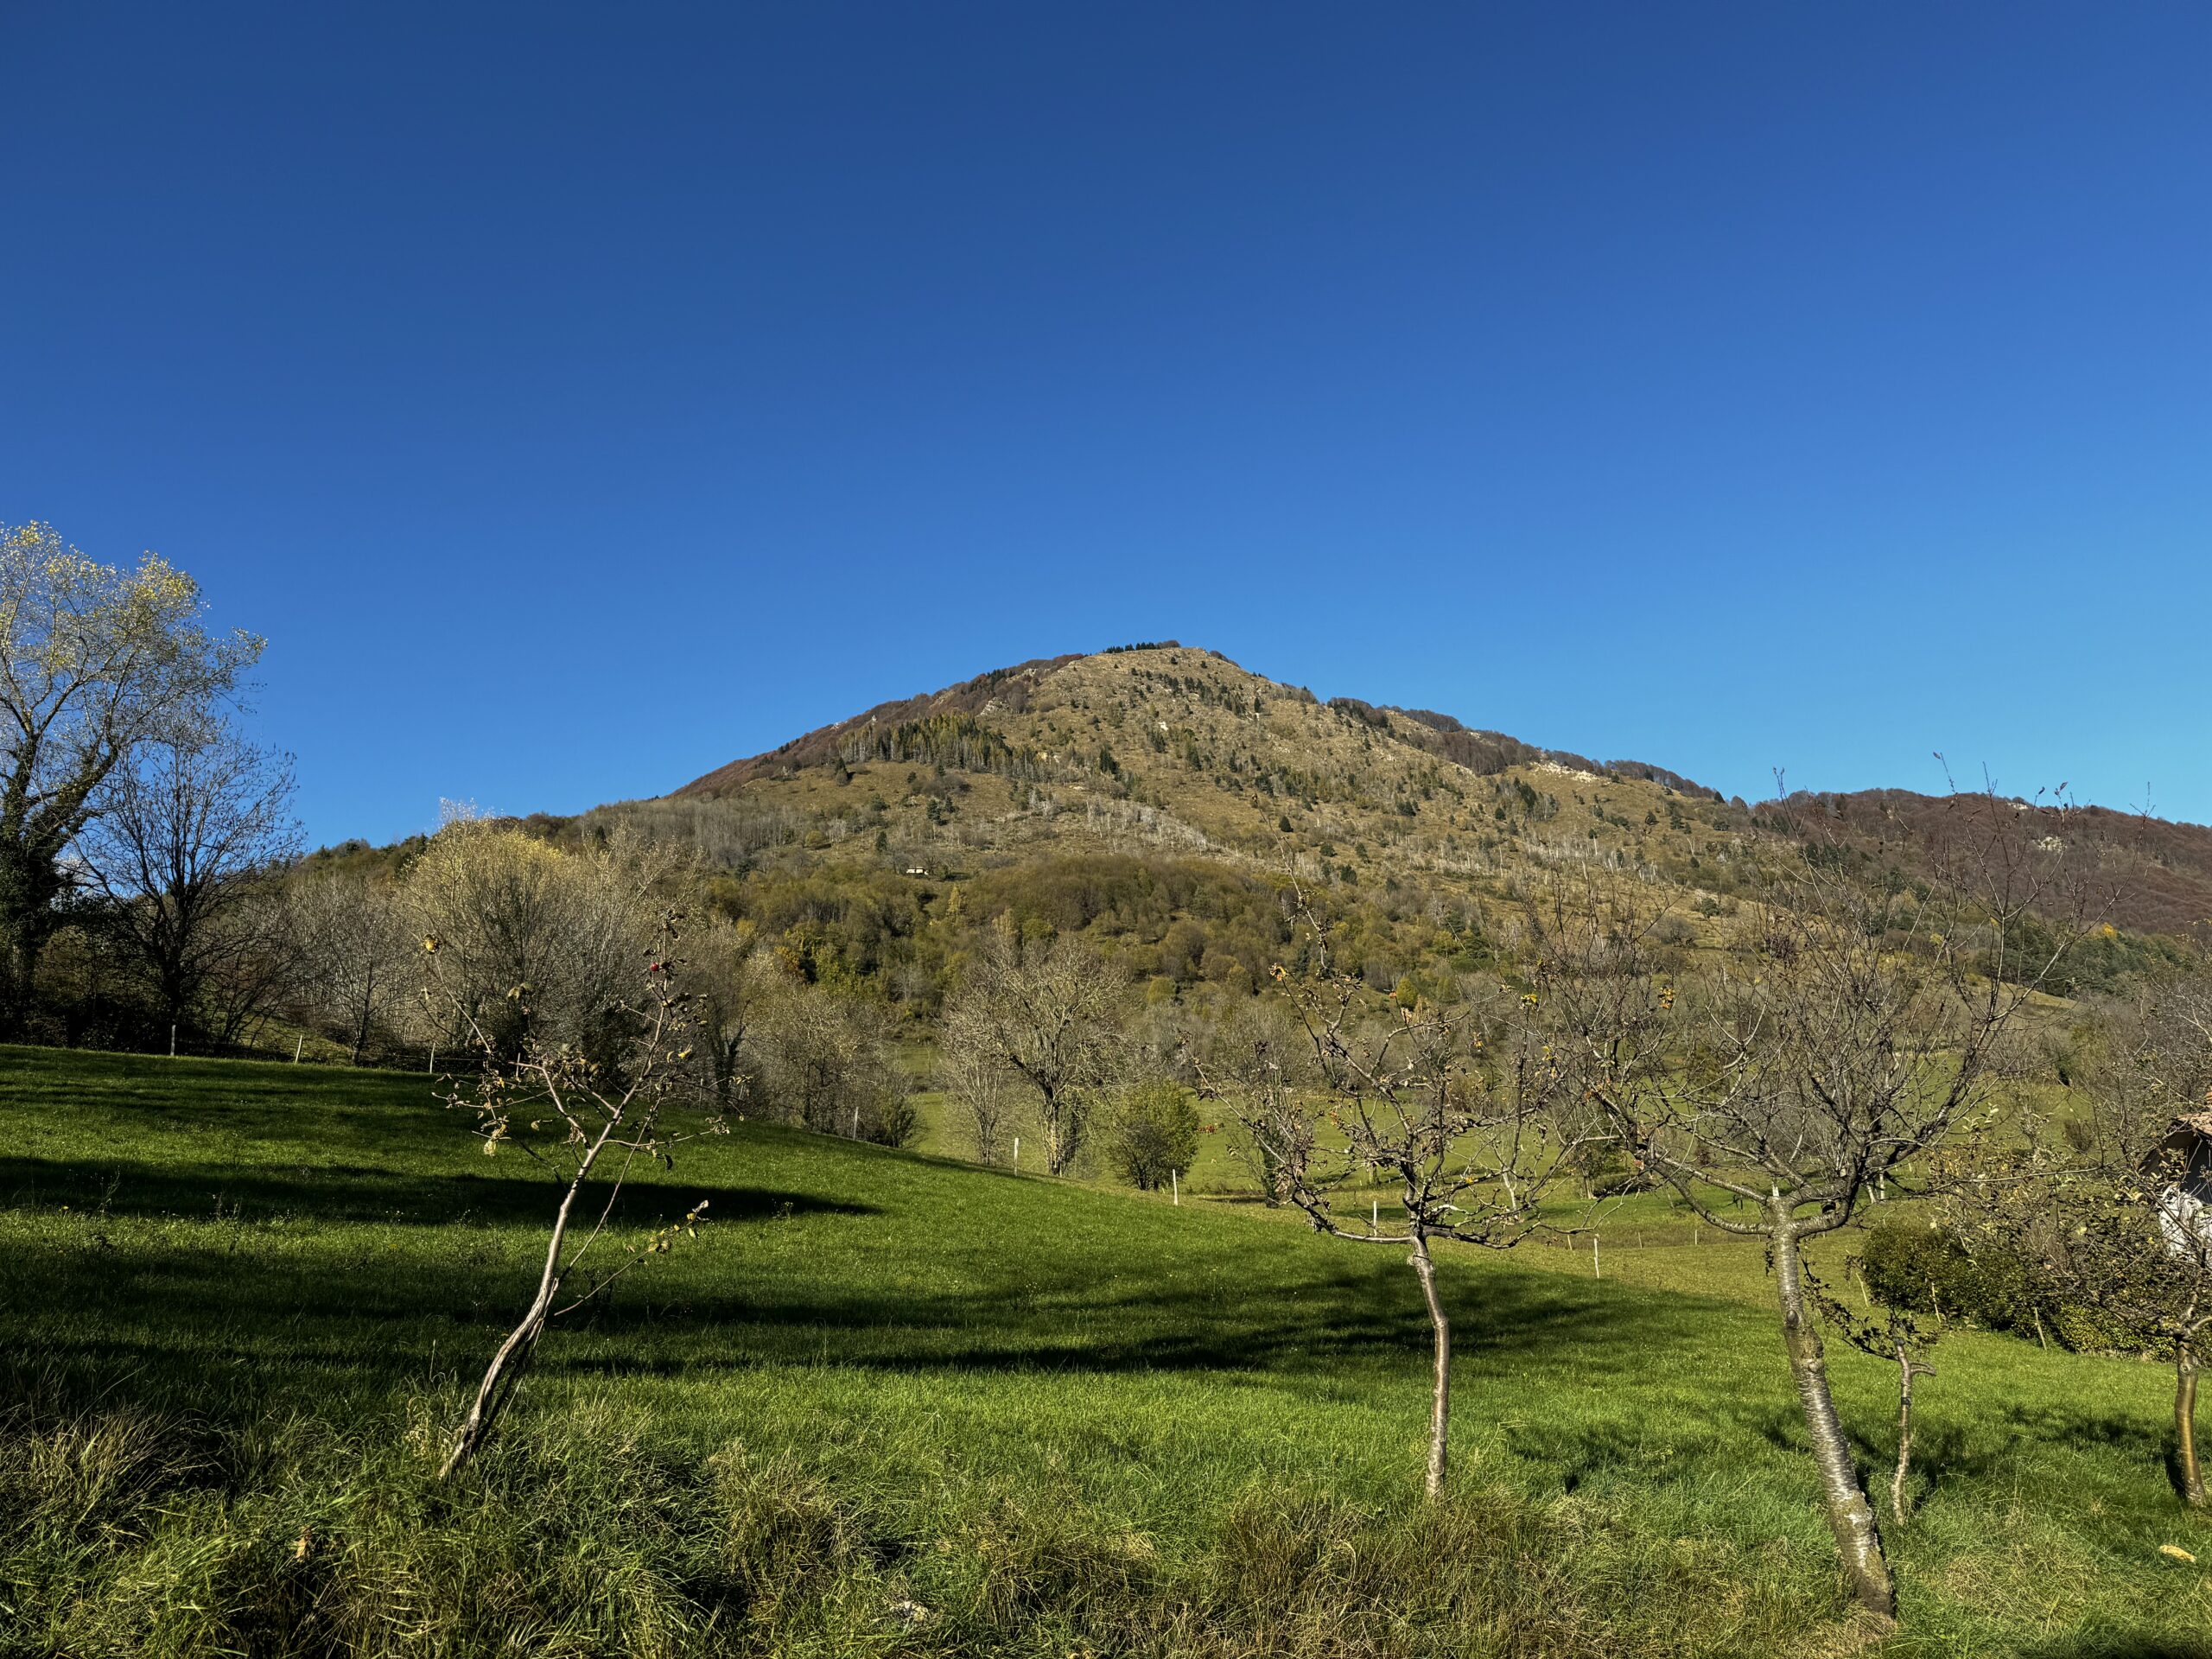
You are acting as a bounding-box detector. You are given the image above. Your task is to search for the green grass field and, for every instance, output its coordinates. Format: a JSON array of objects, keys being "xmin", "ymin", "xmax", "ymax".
[{"xmin": 1, "ymin": 1046, "xmax": 2206, "ymax": 1656}]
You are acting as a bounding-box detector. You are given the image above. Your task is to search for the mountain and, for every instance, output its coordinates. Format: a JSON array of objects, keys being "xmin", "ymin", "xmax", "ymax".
[
  {"xmin": 1757, "ymin": 788, "xmax": 2212, "ymax": 942},
  {"xmin": 573, "ymin": 643, "xmax": 2206, "ymax": 1001},
  {"xmin": 661, "ymin": 642, "xmax": 1746, "ymax": 892}
]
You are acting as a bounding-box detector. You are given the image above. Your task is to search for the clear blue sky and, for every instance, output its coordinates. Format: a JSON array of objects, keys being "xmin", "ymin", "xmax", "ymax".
[{"xmin": 5, "ymin": 3, "xmax": 2206, "ymax": 845}]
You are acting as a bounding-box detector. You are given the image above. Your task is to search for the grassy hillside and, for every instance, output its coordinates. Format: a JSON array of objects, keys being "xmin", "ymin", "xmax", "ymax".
[{"xmin": 2, "ymin": 1046, "xmax": 2207, "ymax": 1656}]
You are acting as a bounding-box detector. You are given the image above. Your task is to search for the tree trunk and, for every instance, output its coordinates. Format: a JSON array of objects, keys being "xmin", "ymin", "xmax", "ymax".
[
  {"xmin": 0, "ymin": 908, "xmax": 49, "ymax": 1041},
  {"xmin": 1891, "ymin": 1342, "xmax": 1916, "ymax": 1523},
  {"xmin": 1774, "ymin": 1220, "xmax": 1896, "ymax": 1622},
  {"xmin": 1408, "ymin": 1230, "xmax": 1451, "ymax": 1500},
  {"xmin": 441, "ymin": 1128, "xmax": 611, "ymax": 1478},
  {"xmin": 2177, "ymin": 1342, "xmax": 2203, "ymax": 1508},
  {"xmin": 1043, "ymin": 1084, "xmax": 1075, "ymax": 1175}
]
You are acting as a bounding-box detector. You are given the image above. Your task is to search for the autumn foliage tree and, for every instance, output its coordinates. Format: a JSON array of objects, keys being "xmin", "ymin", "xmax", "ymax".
[
  {"xmin": 402, "ymin": 815, "xmax": 677, "ymax": 1060},
  {"xmin": 0, "ymin": 523, "xmax": 261, "ymax": 1035}
]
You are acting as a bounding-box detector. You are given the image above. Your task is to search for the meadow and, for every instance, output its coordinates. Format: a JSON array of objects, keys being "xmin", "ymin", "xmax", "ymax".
[{"xmin": 0, "ymin": 1045, "xmax": 2205, "ymax": 1656}]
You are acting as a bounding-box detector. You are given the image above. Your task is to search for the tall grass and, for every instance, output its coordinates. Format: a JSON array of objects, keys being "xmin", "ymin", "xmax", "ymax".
[{"xmin": 0, "ymin": 1395, "xmax": 1835, "ymax": 1658}]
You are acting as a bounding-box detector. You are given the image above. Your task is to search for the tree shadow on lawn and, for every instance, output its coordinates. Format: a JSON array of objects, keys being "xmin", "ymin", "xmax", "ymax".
[
  {"xmin": 558, "ymin": 1261, "xmax": 1703, "ymax": 1379},
  {"xmin": 0, "ymin": 1045, "xmax": 448, "ymax": 1135},
  {"xmin": 0, "ymin": 1154, "xmax": 864, "ymax": 1229},
  {"xmin": 0, "ymin": 1214, "xmax": 1765, "ymax": 1451},
  {"xmin": 0, "ymin": 1144, "xmax": 1882, "ymax": 1483},
  {"xmin": 1891, "ymin": 1400, "xmax": 2171, "ymax": 1508}
]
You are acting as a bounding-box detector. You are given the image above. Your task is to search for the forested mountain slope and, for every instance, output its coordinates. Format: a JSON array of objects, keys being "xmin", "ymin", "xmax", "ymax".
[
  {"xmin": 564, "ymin": 642, "xmax": 2201, "ymax": 1007},
  {"xmin": 653, "ymin": 643, "xmax": 1749, "ymax": 893}
]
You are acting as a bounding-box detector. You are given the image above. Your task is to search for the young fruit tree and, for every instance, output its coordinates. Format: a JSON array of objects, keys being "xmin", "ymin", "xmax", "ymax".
[
  {"xmin": 1945, "ymin": 963, "xmax": 2212, "ymax": 1504},
  {"xmin": 426, "ymin": 917, "xmax": 724, "ymax": 1478},
  {"xmin": 1197, "ymin": 890, "xmax": 1586, "ymax": 1500},
  {"xmin": 1532, "ymin": 794, "xmax": 2089, "ymax": 1624},
  {"xmin": 1802, "ymin": 1257, "xmax": 1939, "ymax": 1525}
]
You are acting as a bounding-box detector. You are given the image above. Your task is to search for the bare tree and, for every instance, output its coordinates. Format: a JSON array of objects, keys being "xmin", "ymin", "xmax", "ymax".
[
  {"xmin": 199, "ymin": 880, "xmax": 307, "ymax": 1049},
  {"xmin": 0, "ymin": 523, "xmax": 262, "ymax": 1034},
  {"xmin": 942, "ymin": 921, "xmax": 1119, "ymax": 1175},
  {"xmin": 431, "ymin": 920, "xmax": 721, "ymax": 1478},
  {"xmin": 683, "ymin": 916, "xmax": 769, "ymax": 1108},
  {"xmin": 1804, "ymin": 1258, "xmax": 1938, "ymax": 1525},
  {"xmin": 938, "ymin": 1030, "xmax": 1015, "ymax": 1165},
  {"xmin": 1947, "ymin": 963, "xmax": 2212, "ymax": 1505},
  {"xmin": 1198, "ymin": 891, "xmax": 1585, "ymax": 1500},
  {"xmin": 293, "ymin": 872, "xmax": 410, "ymax": 1062},
  {"xmin": 1192, "ymin": 995, "xmax": 1313, "ymax": 1204},
  {"xmin": 751, "ymin": 972, "xmax": 909, "ymax": 1145},
  {"xmin": 1538, "ymin": 792, "xmax": 2089, "ymax": 1624},
  {"xmin": 79, "ymin": 729, "xmax": 302, "ymax": 1042}
]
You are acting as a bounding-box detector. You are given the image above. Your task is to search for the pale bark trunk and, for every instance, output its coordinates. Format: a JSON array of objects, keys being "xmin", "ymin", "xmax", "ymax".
[
  {"xmin": 1774, "ymin": 1219, "xmax": 1896, "ymax": 1621},
  {"xmin": 440, "ymin": 1125, "xmax": 613, "ymax": 1478},
  {"xmin": 1890, "ymin": 1342, "xmax": 1916, "ymax": 1523},
  {"xmin": 1044, "ymin": 1084, "xmax": 1081, "ymax": 1176},
  {"xmin": 1408, "ymin": 1231, "xmax": 1451, "ymax": 1500},
  {"xmin": 2177, "ymin": 1343, "xmax": 2203, "ymax": 1508}
]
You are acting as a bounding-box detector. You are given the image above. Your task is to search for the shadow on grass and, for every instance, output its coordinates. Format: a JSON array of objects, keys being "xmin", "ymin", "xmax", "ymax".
[
  {"xmin": 0, "ymin": 1201, "xmax": 1762, "ymax": 1462},
  {"xmin": 0, "ymin": 1155, "xmax": 871, "ymax": 1229},
  {"xmin": 0, "ymin": 1134, "xmax": 1809, "ymax": 1481}
]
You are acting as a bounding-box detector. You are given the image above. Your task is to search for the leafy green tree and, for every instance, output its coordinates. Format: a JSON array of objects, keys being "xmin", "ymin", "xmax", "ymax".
[{"xmin": 1103, "ymin": 1079, "xmax": 1201, "ymax": 1191}]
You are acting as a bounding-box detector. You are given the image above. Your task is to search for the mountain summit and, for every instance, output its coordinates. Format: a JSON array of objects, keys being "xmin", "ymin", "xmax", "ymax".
[
  {"xmin": 641, "ymin": 650, "xmax": 1796, "ymax": 938},
  {"xmin": 667, "ymin": 642, "xmax": 1737, "ymax": 888}
]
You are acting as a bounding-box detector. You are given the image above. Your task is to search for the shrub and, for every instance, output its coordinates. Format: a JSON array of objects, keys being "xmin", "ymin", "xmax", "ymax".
[
  {"xmin": 1103, "ymin": 1081, "xmax": 1203, "ymax": 1192},
  {"xmin": 1859, "ymin": 1217, "xmax": 2157, "ymax": 1354}
]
